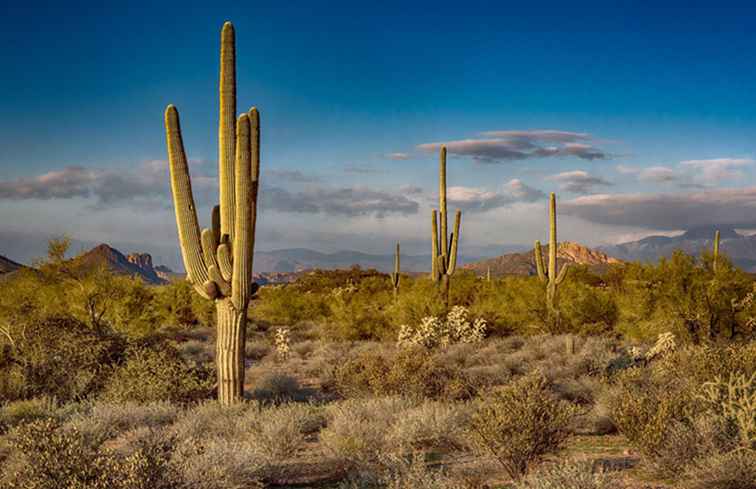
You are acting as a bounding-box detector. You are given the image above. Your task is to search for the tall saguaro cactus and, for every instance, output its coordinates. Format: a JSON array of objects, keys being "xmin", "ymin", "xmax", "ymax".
[
  {"xmin": 534, "ymin": 193, "xmax": 569, "ymax": 324},
  {"xmin": 431, "ymin": 146, "xmax": 462, "ymax": 308},
  {"xmin": 713, "ymin": 230, "xmax": 721, "ymax": 272},
  {"xmin": 390, "ymin": 242, "xmax": 400, "ymax": 300},
  {"xmin": 165, "ymin": 22, "xmax": 260, "ymax": 405}
]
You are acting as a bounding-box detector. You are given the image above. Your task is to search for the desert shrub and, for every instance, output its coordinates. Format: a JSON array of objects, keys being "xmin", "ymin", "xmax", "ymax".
[
  {"xmin": 386, "ymin": 401, "xmax": 471, "ymax": 452},
  {"xmin": 467, "ymin": 276, "xmax": 546, "ymax": 335},
  {"xmin": 250, "ymin": 284, "xmax": 330, "ymax": 326},
  {"xmin": 170, "ymin": 438, "xmax": 266, "ymax": 489},
  {"xmin": 608, "ymin": 344, "xmax": 755, "ymax": 479},
  {"xmin": 389, "ymin": 277, "xmax": 447, "ymax": 331},
  {"xmin": 102, "ymin": 345, "xmax": 214, "ymax": 403},
  {"xmin": 0, "ymin": 397, "xmax": 59, "ymax": 433},
  {"xmin": 321, "ymin": 397, "xmax": 415, "ymax": 469},
  {"xmin": 155, "ymin": 280, "xmax": 201, "ymax": 328},
  {"xmin": 331, "ymin": 346, "xmax": 474, "ymax": 400},
  {"xmin": 0, "ymin": 316, "xmax": 125, "ymax": 402},
  {"xmin": 0, "ymin": 418, "xmax": 180, "ymax": 489},
  {"xmin": 325, "ymin": 277, "xmax": 394, "ymax": 340},
  {"xmin": 250, "ymin": 371, "xmax": 305, "ymax": 403},
  {"xmin": 557, "ymin": 281, "xmax": 618, "ymax": 335},
  {"xmin": 169, "ymin": 401, "xmax": 320, "ymax": 476},
  {"xmin": 517, "ymin": 459, "xmax": 617, "ymax": 489},
  {"xmin": 66, "ymin": 401, "xmax": 179, "ymax": 445},
  {"xmin": 607, "ymin": 367, "xmax": 693, "ymax": 472},
  {"xmin": 397, "ymin": 306, "xmax": 486, "ymax": 348},
  {"xmin": 467, "ymin": 372, "xmax": 579, "ymax": 479},
  {"xmin": 681, "ymin": 449, "xmax": 756, "ymax": 489}
]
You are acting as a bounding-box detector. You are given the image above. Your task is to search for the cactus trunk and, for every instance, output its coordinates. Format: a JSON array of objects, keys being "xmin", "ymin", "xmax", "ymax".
[
  {"xmin": 713, "ymin": 230, "xmax": 720, "ymax": 272},
  {"xmin": 430, "ymin": 146, "xmax": 461, "ymax": 309},
  {"xmin": 534, "ymin": 193, "xmax": 569, "ymax": 329},
  {"xmin": 216, "ymin": 299, "xmax": 246, "ymax": 402},
  {"xmin": 390, "ymin": 242, "xmax": 401, "ymax": 301},
  {"xmin": 165, "ymin": 22, "xmax": 260, "ymax": 405}
]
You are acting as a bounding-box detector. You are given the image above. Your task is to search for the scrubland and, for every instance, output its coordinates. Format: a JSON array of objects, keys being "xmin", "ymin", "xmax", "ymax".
[{"xmin": 0, "ymin": 243, "xmax": 753, "ymax": 488}]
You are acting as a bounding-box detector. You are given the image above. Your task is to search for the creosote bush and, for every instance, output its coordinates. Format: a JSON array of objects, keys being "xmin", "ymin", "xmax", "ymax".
[
  {"xmin": 468, "ymin": 372, "xmax": 579, "ymax": 480},
  {"xmin": 102, "ymin": 345, "xmax": 214, "ymax": 403}
]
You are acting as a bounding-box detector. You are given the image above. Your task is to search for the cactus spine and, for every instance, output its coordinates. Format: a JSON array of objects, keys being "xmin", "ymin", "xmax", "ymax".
[
  {"xmin": 390, "ymin": 242, "xmax": 401, "ymax": 300},
  {"xmin": 534, "ymin": 193, "xmax": 569, "ymax": 325},
  {"xmin": 165, "ymin": 22, "xmax": 260, "ymax": 405},
  {"xmin": 431, "ymin": 146, "xmax": 461, "ymax": 308},
  {"xmin": 713, "ymin": 230, "xmax": 720, "ymax": 272}
]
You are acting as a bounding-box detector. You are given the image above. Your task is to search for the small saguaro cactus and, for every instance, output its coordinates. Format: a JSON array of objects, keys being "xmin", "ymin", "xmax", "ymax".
[
  {"xmin": 713, "ymin": 229, "xmax": 721, "ymax": 272},
  {"xmin": 534, "ymin": 193, "xmax": 569, "ymax": 324},
  {"xmin": 486, "ymin": 266, "xmax": 491, "ymax": 283},
  {"xmin": 165, "ymin": 22, "xmax": 260, "ymax": 405},
  {"xmin": 390, "ymin": 242, "xmax": 401, "ymax": 300},
  {"xmin": 431, "ymin": 146, "xmax": 462, "ymax": 308}
]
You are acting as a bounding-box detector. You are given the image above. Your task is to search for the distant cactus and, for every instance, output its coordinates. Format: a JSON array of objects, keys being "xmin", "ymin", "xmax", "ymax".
[
  {"xmin": 713, "ymin": 229, "xmax": 721, "ymax": 272},
  {"xmin": 534, "ymin": 193, "xmax": 569, "ymax": 325},
  {"xmin": 390, "ymin": 242, "xmax": 400, "ymax": 300},
  {"xmin": 165, "ymin": 22, "xmax": 260, "ymax": 404},
  {"xmin": 486, "ymin": 266, "xmax": 492, "ymax": 283},
  {"xmin": 431, "ymin": 146, "xmax": 461, "ymax": 308}
]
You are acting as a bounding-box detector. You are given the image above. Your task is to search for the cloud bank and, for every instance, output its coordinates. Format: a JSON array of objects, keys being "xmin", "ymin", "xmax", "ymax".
[
  {"xmin": 561, "ymin": 187, "xmax": 756, "ymax": 230},
  {"xmin": 418, "ymin": 130, "xmax": 609, "ymax": 163}
]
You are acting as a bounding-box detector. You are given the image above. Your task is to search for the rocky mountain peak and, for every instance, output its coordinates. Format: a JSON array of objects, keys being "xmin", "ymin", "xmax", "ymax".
[
  {"xmin": 127, "ymin": 253, "xmax": 154, "ymax": 272},
  {"xmin": 557, "ymin": 241, "xmax": 622, "ymax": 265}
]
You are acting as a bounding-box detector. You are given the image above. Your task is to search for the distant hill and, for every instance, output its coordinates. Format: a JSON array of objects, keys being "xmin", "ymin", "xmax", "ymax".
[
  {"xmin": 0, "ymin": 255, "xmax": 24, "ymax": 275},
  {"xmin": 73, "ymin": 244, "xmax": 169, "ymax": 285},
  {"xmin": 599, "ymin": 226, "xmax": 756, "ymax": 272},
  {"xmin": 464, "ymin": 242, "xmax": 622, "ymax": 277},
  {"xmin": 253, "ymin": 248, "xmax": 492, "ymax": 274}
]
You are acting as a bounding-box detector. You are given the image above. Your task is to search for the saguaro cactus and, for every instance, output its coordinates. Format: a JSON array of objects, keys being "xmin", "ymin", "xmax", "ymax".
[
  {"xmin": 165, "ymin": 22, "xmax": 260, "ymax": 405},
  {"xmin": 713, "ymin": 230, "xmax": 720, "ymax": 272},
  {"xmin": 431, "ymin": 146, "xmax": 462, "ymax": 308},
  {"xmin": 534, "ymin": 193, "xmax": 569, "ymax": 324},
  {"xmin": 390, "ymin": 242, "xmax": 400, "ymax": 300}
]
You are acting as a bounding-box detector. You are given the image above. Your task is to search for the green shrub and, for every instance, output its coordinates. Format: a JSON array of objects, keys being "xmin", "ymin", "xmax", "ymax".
[
  {"xmin": 0, "ymin": 316, "xmax": 125, "ymax": 402},
  {"xmin": 331, "ymin": 347, "xmax": 474, "ymax": 400},
  {"xmin": 468, "ymin": 372, "xmax": 579, "ymax": 479},
  {"xmin": 102, "ymin": 345, "xmax": 214, "ymax": 403},
  {"xmin": 681, "ymin": 449, "xmax": 756, "ymax": 489},
  {"xmin": 250, "ymin": 285, "xmax": 330, "ymax": 326},
  {"xmin": 517, "ymin": 460, "xmax": 617, "ymax": 489},
  {"xmin": 0, "ymin": 397, "xmax": 59, "ymax": 433}
]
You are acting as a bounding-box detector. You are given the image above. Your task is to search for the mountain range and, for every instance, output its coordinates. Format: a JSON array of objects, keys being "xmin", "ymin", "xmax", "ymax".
[
  {"xmin": 463, "ymin": 241, "xmax": 622, "ymax": 277},
  {"xmin": 599, "ymin": 226, "xmax": 756, "ymax": 272}
]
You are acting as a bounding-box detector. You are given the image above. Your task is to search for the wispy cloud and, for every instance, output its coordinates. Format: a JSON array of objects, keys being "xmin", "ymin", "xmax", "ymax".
[
  {"xmin": 0, "ymin": 161, "xmax": 215, "ymax": 207},
  {"xmin": 561, "ymin": 187, "xmax": 756, "ymax": 230},
  {"xmin": 546, "ymin": 170, "xmax": 612, "ymax": 193},
  {"xmin": 679, "ymin": 158, "xmax": 754, "ymax": 183},
  {"xmin": 385, "ymin": 152, "xmax": 410, "ymax": 160},
  {"xmin": 266, "ymin": 169, "xmax": 321, "ymax": 183},
  {"xmin": 343, "ymin": 163, "xmax": 383, "ymax": 175},
  {"xmin": 441, "ymin": 179, "xmax": 545, "ymax": 212},
  {"xmin": 418, "ymin": 130, "xmax": 610, "ymax": 163},
  {"xmin": 262, "ymin": 185, "xmax": 418, "ymax": 217}
]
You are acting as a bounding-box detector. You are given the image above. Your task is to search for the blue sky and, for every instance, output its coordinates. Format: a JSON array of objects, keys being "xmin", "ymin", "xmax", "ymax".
[{"xmin": 2, "ymin": 1, "xmax": 756, "ymax": 267}]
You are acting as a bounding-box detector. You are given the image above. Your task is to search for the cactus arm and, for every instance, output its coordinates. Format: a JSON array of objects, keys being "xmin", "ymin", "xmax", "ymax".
[
  {"xmin": 439, "ymin": 146, "xmax": 448, "ymax": 264},
  {"xmin": 555, "ymin": 263, "xmax": 569, "ymax": 285},
  {"xmin": 534, "ymin": 240, "xmax": 547, "ymax": 283},
  {"xmin": 431, "ymin": 209, "xmax": 440, "ymax": 280},
  {"xmin": 165, "ymin": 105, "xmax": 212, "ymax": 299},
  {"xmin": 201, "ymin": 228, "xmax": 231, "ymax": 295},
  {"xmin": 218, "ymin": 21, "xmax": 237, "ymax": 239},
  {"xmin": 447, "ymin": 209, "xmax": 461, "ymax": 275},
  {"xmin": 211, "ymin": 205, "xmax": 222, "ymax": 247},
  {"xmin": 208, "ymin": 265, "xmax": 232, "ymax": 296},
  {"xmin": 548, "ymin": 192, "xmax": 557, "ymax": 282},
  {"xmin": 248, "ymin": 107, "xmax": 261, "ymax": 277},
  {"xmin": 231, "ymin": 113, "xmax": 253, "ymax": 310},
  {"xmin": 217, "ymin": 243, "xmax": 233, "ymax": 281}
]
